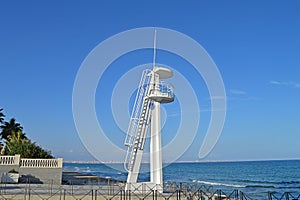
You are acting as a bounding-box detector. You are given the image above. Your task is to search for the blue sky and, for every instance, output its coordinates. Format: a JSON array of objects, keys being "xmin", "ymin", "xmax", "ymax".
[{"xmin": 0, "ymin": 1, "xmax": 300, "ymax": 162}]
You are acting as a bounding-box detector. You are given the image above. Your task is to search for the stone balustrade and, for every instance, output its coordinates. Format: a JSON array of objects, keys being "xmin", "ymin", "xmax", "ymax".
[
  {"xmin": 0, "ymin": 155, "xmax": 63, "ymax": 184},
  {"xmin": 20, "ymin": 158, "xmax": 63, "ymax": 168},
  {"xmin": 0, "ymin": 155, "xmax": 20, "ymax": 165}
]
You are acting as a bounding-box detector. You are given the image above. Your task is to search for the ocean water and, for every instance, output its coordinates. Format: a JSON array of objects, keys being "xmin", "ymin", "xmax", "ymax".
[{"xmin": 63, "ymin": 160, "xmax": 300, "ymax": 199}]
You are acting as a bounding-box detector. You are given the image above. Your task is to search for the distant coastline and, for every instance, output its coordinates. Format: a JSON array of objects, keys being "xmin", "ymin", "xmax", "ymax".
[{"xmin": 63, "ymin": 158, "xmax": 300, "ymax": 164}]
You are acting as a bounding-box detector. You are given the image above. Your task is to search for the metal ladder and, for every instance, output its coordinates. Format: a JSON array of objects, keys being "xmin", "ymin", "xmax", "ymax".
[{"xmin": 124, "ymin": 69, "xmax": 153, "ymax": 172}]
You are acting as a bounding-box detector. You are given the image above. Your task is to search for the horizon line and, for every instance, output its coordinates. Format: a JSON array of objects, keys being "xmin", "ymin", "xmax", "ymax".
[{"xmin": 63, "ymin": 158, "xmax": 300, "ymax": 164}]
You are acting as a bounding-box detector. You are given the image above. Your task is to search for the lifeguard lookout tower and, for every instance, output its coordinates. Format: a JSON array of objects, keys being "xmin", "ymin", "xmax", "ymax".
[{"xmin": 123, "ymin": 31, "xmax": 175, "ymax": 192}]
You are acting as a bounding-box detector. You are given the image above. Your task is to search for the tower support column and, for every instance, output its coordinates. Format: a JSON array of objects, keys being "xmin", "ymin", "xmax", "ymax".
[{"xmin": 150, "ymin": 101, "xmax": 163, "ymax": 185}]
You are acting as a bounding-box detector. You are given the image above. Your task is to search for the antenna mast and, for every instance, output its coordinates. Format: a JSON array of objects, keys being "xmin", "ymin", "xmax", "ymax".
[{"xmin": 153, "ymin": 29, "xmax": 157, "ymax": 68}]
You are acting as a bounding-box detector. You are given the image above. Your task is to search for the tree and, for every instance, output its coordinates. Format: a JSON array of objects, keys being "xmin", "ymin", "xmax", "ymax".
[
  {"xmin": 4, "ymin": 131, "xmax": 53, "ymax": 158},
  {"xmin": 0, "ymin": 110, "xmax": 54, "ymax": 158},
  {"xmin": 0, "ymin": 118, "xmax": 26, "ymax": 140},
  {"xmin": 0, "ymin": 108, "xmax": 4, "ymax": 124},
  {"xmin": 0, "ymin": 142, "xmax": 4, "ymax": 155}
]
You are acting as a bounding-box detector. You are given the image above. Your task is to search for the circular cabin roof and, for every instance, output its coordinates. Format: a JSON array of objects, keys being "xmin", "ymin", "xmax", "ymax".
[{"xmin": 153, "ymin": 67, "xmax": 173, "ymax": 79}]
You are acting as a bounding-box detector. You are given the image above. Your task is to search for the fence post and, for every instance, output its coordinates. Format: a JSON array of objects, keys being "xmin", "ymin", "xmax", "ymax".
[
  {"xmin": 210, "ymin": 186, "xmax": 213, "ymax": 195},
  {"xmin": 234, "ymin": 189, "xmax": 238, "ymax": 200},
  {"xmin": 129, "ymin": 189, "xmax": 131, "ymax": 200},
  {"xmin": 152, "ymin": 189, "xmax": 155, "ymax": 200},
  {"xmin": 285, "ymin": 192, "xmax": 290, "ymax": 200},
  {"xmin": 28, "ymin": 182, "xmax": 31, "ymax": 200},
  {"xmin": 71, "ymin": 181, "xmax": 74, "ymax": 195},
  {"xmin": 268, "ymin": 192, "xmax": 273, "ymax": 200},
  {"xmin": 0, "ymin": 183, "xmax": 2, "ymax": 194},
  {"xmin": 177, "ymin": 189, "xmax": 181, "ymax": 200},
  {"xmin": 193, "ymin": 184, "xmax": 197, "ymax": 192},
  {"xmin": 218, "ymin": 189, "xmax": 222, "ymax": 200},
  {"xmin": 50, "ymin": 179, "xmax": 53, "ymax": 196},
  {"xmin": 108, "ymin": 178, "xmax": 111, "ymax": 196},
  {"xmin": 59, "ymin": 187, "xmax": 62, "ymax": 200},
  {"xmin": 24, "ymin": 183, "xmax": 27, "ymax": 200},
  {"xmin": 28, "ymin": 189, "xmax": 31, "ymax": 200},
  {"xmin": 239, "ymin": 191, "xmax": 243, "ymax": 200},
  {"xmin": 172, "ymin": 182, "xmax": 177, "ymax": 191}
]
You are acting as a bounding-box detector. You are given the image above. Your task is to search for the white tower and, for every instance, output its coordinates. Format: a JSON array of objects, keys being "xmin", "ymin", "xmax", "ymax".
[
  {"xmin": 124, "ymin": 32, "xmax": 174, "ymax": 192},
  {"xmin": 149, "ymin": 67, "xmax": 173, "ymax": 186}
]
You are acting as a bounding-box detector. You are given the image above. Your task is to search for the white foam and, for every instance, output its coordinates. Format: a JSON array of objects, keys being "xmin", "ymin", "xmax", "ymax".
[{"xmin": 197, "ymin": 180, "xmax": 246, "ymax": 188}]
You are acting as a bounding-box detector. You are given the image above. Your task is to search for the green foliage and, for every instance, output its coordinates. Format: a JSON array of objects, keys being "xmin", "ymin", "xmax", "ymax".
[
  {"xmin": 0, "ymin": 109, "xmax": 54, "ymax": 159},
  {"xmin": 0, "ymin": 109, "xmax": 5, "ymax": 155},
  {"xmin": 4, "ymin": 131, "xmax": 53, "ymax": 159},
  {"xmin": 8, "ymin": 169, "xmax": 18, "ymax": 174},
  {"xmin": 0, "ymin": 108, "xmax": 4, "ymax": 124},
  {"xmin": 0, "ymin": 118, "xmax": 25, "ymax": 140}
]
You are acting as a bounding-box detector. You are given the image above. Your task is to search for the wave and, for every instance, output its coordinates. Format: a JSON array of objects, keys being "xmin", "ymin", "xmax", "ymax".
[
  {"xmin": 280, "ymin": 181, "xmax": 300, "ymax": 185},
  {"xmin": 277, "ymin": 186, "xmax": 300, "ymax": 189},
  {"xmin": 192, "ymin": 177, "xmax": 300, "ymax": 187},
  {"xmin": 192, "ymin": 180, "xmax": 300, "ymax": 189},
  {"xmin": 74, "ymin": 167, "xmax": 80, "ymax": 172},
  {"xmin": 245, "ymin": 185, "xmax": 276, "ymax": 189},
  {"xmin": 196, "ymin": 180, "xmax": 246, "ymax": 188},
  {"xmin": 234, "ymin": 179, "xmax": 300, "ymax": 185}
]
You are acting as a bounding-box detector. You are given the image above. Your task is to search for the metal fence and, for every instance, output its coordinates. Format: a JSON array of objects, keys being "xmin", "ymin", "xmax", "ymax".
[{"xmin": 0, "ymin": 182, "xmax": 300, "ymax": 200}]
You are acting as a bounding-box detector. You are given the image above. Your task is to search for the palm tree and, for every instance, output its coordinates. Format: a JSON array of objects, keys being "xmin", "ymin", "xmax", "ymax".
[
  {"xmin": 8, "ymin": 130, "xmax": 26, "ymax": 143},
  {"xmin": 0, "ymin": 118, "xmax": 26, "ymax": 141},
  {"xmin": 0, "ymin": 108, "xmax": 5, "ymax": 124},
  {"xmin": 4, "ymin": 130, "xmax": 53, "ymax": 158},
  {"xmin": 4, "ymin": 130, "xmax": 29, "ymax": 156},
  {"xmin": 0, "ymin": 109, "xmax": 6, "ymax": 154}
]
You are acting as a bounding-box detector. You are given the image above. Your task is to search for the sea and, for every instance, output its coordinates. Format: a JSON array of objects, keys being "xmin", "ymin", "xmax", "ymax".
[{"xmin": 63, "ymin": 160, "xmax": 300, "ymax": 199}]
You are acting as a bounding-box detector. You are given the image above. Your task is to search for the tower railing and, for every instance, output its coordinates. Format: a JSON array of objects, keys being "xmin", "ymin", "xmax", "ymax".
[
  {"xmin": 158, "ymin": 81, "xmax": 174, "ymax": 98},
  {"xmin": 148, "ymin": 80, "xmax": 174, "ymax": 103}
]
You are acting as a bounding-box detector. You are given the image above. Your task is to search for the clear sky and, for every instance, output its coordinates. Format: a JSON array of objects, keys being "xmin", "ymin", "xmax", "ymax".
[{"xmin": 0, "ymin": 1, "xmax": 300, "ymax": 162}]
